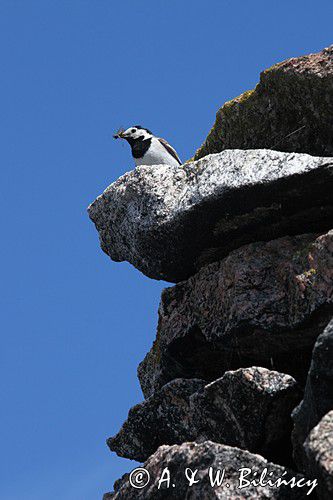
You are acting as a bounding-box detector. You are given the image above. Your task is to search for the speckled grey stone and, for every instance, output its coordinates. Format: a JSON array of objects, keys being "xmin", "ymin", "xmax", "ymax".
[{"xmin": 190, "ymin": 367, "xmax": 300, "ymax": 466}]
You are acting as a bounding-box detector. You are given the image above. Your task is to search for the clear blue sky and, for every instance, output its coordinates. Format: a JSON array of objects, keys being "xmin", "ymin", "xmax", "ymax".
[{"xmin": 1, "ymin": 1, "xmax": 332, "ymax": 498}]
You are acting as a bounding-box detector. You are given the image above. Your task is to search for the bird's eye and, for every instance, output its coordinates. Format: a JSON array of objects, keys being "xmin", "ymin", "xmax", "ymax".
[{"xmin": 131, "ymin": 128, "xmax": 136, "ymax": 133}]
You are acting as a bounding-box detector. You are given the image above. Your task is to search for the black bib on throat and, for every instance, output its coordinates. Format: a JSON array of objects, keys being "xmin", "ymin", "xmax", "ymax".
[{"xmin": 127, "ymin": 137, "xmax": 152, "ymax": 159}]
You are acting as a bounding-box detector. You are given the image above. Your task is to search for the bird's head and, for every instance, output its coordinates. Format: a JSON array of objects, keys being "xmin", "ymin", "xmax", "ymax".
[{"xmin": 113, "ymin": 125, "xmax": 153, "ymax": 143}]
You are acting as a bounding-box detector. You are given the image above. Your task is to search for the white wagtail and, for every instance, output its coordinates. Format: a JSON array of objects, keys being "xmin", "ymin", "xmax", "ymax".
[{"xmin": 113, "ymin": 125, "xmax": 182, "ymax": 167}]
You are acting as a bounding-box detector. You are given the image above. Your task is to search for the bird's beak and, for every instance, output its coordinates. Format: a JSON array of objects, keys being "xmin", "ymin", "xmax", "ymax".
[{"xmin": 113, "ymin": 129, "xmax": 126, "ymax": 139}]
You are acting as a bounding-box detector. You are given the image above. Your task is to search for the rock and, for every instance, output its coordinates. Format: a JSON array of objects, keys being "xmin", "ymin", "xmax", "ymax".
[
  {"xmin": 304, "ymin": 411, "xmax": 333, "ymax": 500},
  {"xmin": 292, "ymin": 318, "xmax": 333, "ymax": 470},
  {"xmin": 191, "ymin": 367, "xmax": 300, "ymax": 466},
  {"xmin": 107, "ymin": 378, "xmax": 206, "ymax": 462},
  {"xmin": 194, "ymin": 46, "xmax": 333, "ymax": 161},
  {"xmin": 138, "ymin": 231, "xmax": 333, "ymax": 397},
  {"xmin": 88, "ymin": 149, "xmax": 333, "ymax": 282},
  {"xmin": 106, "ymin": 441, "xmax": 313, "ymax": 499},
  {"xmin": 108, "ymin": 368, "xmax": 300, "ymax": 465}
]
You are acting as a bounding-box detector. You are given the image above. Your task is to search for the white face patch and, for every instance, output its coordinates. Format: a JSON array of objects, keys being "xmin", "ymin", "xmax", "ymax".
[{"xmin": 122, "ymin": 127, "xmax": 153, "ymax": 141}]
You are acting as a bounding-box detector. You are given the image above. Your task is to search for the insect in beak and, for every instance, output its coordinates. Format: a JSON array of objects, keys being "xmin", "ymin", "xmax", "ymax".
[{"xmin": 113, "ymin": 127, "xmax": 125, "ymax": 139}]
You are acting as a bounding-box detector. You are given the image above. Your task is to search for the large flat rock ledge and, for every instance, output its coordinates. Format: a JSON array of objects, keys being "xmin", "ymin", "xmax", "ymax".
[{"xmin": 88, "ymin": 149, "xmax": 333, "ymax": 282}]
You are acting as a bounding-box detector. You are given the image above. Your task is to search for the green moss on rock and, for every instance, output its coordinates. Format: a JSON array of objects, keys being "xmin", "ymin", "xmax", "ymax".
[{"xmin": 193, "ymin": 46, "xmax": 333, "ymax": 161}]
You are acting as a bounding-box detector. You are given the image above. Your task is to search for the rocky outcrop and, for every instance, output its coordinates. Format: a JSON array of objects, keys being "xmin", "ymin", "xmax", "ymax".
[
  {"xmin": 292, "ymin": 318, "xmax": 333, "ymax": 470},
  {"xmin": 88, "ymin": 149, "xmax": 333, "ymax": 282},
  {"xmin": 138, "ymin": 231, "xmax": 333, "ymax": 396},
  {"xmin": 194, "ymin": 46, "xmax": 333, "ymax": 160},
  {"xmin": 304, "ymin": 411, "xmax": 333, "ymax": 500},
  {"xmin": 89, "ymin": 47, "xmax": 333, "ymax": 500},
  {"xmin": 105, "ymin": 441, "xmax": 312, "ymax": 499},
  {"xmin": 108, "ymin": 368, "xmax": 300, "ymax": 465}
]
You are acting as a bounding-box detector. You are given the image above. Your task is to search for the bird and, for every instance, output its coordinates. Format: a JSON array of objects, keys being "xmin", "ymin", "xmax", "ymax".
[{"xmin": 113, "ymin": 125, "xmax": 182, "ymax": 168}]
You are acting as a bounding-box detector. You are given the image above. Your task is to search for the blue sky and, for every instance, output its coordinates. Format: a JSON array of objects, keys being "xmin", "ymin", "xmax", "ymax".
[{"xmin": 1, "ymin": 1, "xmax": 332, "ymax": 498}]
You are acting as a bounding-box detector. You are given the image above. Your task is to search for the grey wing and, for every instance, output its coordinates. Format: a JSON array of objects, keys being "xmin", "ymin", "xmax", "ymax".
[{"xmin": 158, "ymin": 138, "xmax": 182, "ymax": 165}]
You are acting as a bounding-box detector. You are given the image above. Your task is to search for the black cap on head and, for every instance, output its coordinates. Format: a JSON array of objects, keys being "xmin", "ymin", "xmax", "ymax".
[{"xmin": 134, "ymin": 125, "xmax": 153, "ymax": 134}]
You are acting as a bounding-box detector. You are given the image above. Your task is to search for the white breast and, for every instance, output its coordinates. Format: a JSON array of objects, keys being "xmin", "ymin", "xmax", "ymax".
[{"xmin": 135, "ymin": 137, "xmax": 180, "ymax": 168}]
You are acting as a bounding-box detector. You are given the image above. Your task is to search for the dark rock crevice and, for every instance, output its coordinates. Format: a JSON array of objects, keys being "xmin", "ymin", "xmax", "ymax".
[
  {"xmin": 154, "ymin": 305, "xmax": 333, "ymax": 387},
  {"xmin": 197, "ymin": 164, "xmax": 333, "ymax": 269}
]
